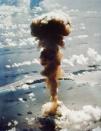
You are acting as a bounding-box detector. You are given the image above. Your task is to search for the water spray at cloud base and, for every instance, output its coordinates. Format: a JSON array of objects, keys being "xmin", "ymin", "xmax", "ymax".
[{"xmin": 31, "ymin": 11, "xmax": 71, "ymax": 115}]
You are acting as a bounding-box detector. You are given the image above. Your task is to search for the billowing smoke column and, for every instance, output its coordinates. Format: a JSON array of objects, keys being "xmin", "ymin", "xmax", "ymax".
[{"xmin": 31, "ymin": 11, "xmax": 71, "ymax": 115}]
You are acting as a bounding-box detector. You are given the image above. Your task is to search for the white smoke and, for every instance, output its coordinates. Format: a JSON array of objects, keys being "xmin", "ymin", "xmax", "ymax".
[
  {"xmin": 63, "ymin": 48, "xmax": 101, "ymax": 66},
  {"xmin": 5, "ymin": 58, "xmax": 40, "ymax": 68},
  {"xmin": 92, "ymin": 127, "xmax": 101, "ymax": 131},
  {"xmin": 42, "ymin": 102, "xmax": 101, "ymax": 131},
  {"xmin": 87, "ymin": 48, "xmax": 101, "ymax": 65},
  {"xmin": 32, "ymin": 10, "xmax": 71, "ymax": 25}
]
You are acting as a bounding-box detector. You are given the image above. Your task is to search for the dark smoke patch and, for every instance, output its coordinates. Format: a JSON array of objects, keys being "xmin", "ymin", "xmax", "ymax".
[
  {"xmin": 31, "ymin": 11, "xmax": 71, "ymax": 115},
  {"xmin": 31, "ymin": 19, "xmax": 71, "ymax": 48}
]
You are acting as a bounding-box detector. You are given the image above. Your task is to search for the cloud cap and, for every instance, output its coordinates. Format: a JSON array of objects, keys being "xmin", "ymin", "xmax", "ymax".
[{"xmin": 30, "ymin": 11, "xmax": 71, "ymax": 47}]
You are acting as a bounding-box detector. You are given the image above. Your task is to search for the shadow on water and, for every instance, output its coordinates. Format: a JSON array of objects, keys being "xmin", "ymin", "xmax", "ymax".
[
  {"xmin": 0, "ymin": 49, "xmax": 39, "ymax": 86},
  {"xmin": 72, "ymin": 65, "xmax": 101, "ymax": 75},
  {"xmin": 0, "ymin": 52, "xmax": 18, "ymax": 86},
  {"xmin": 0, "ymin": 116, "xmax": 57, "ymax": 131},
  {"xmin": 0, "ymin": 80, "xmax": 58, "ymax": 131}
]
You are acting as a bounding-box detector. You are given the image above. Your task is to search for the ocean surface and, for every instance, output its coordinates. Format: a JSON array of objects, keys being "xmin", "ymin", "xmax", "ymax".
[{"xmin": 0, "ymin": 0, "xmax": 101, "ymax": 86}]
